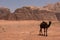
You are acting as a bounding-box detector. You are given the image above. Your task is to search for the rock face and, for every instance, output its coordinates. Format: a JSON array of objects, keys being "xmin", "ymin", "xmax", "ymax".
[
  {"xmin": 55, "ymin": 12, "xmax": 60, "ymax": 21},
  {"xmin": 14, "ymin": 6, "xmax": 57, "ymax": 21},
  {"xmin": 0, "ymin": 7, "xmax": 10, "ymax": 20},
  {"xmin": 44, "ymin": 2, "xmax": 60, "ymax": 21},
  {"xmin": 43, "ymin": 2, "xmax": 60, "ymax": 13},
  {"xmin": 0, "ymin": 7, "xmax": 16, "ymax": 20},
  {"xmin": 54, "ymin": 2, "xmax": 60, "ymax": 12},
  {"xmin": 8, "ymin": 13, "xmax": 16, "ymax": 20}
]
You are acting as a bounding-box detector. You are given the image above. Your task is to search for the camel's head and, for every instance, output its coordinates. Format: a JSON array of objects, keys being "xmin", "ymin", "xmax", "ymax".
[{"xmin": 49, "ymin": 21, "xmax": 52, "ymax": 24}]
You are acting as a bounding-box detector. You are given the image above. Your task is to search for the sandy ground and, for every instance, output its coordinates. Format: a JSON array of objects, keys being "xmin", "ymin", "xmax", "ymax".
[{"xmin": 0, "ymin": 20, "xmax": 60, "ymax": 40}]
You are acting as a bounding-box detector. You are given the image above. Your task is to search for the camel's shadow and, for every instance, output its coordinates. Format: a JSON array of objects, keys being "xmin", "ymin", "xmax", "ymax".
[
  {"xmin": 38, "ymin": 34, "xmax": 44, "ymax": 36},
  {"xmin": 38, "ymin": 34, "xmax": 48, "ymax": 37}
]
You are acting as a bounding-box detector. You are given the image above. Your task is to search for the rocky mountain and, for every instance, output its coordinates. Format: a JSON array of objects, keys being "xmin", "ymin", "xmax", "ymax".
[
  {"xmin": 43, "ymin": 2, "xmax": 60, "ymax": 13},
  {"xmin": 14, "ymin": 6, "xmax": 57, "ymax": 21},
  {"xmin": 0, "ymin": 2, "xmax": 60, "ymax": 21},
  {"xmin": 0, "ymin": 7, "xmax": 10, "ymax": 20}
]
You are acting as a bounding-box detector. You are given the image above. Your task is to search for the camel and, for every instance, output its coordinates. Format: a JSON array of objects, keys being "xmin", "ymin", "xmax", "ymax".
[{"xmin": 39, "ymin": 21, "xmax": 52, "ymax": 36}]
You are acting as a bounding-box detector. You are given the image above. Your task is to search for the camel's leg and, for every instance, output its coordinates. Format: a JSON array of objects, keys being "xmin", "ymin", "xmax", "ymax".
[
  {"xmin": 39, "ymin": 28, "xmax": 42, "ymax": 35},
  {"xmin": 46, "ymin": 28, "xmax": 48, "ymax": 36},
  {"xmin": 44, "ymin": 28, "xmax": 45, "ymax": 36},
  {"xmin": 40, "ymin": 28, "xmax": 42, "ymax": 33}
]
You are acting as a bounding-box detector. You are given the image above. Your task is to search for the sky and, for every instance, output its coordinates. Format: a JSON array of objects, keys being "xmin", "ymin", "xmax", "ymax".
[{"xmin": 0, "ymin": 0, "xmax": 60, "ymax": 12}]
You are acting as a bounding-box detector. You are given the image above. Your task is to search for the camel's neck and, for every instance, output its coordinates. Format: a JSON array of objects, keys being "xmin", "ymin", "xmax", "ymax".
[{"xmin": 48, "ymin": 22, "xmax": 51, "ymax": 28}]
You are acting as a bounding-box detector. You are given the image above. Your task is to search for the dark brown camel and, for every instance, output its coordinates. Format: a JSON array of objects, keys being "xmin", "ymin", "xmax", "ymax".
[{"xmin": 39, "ymin": 21, "xmax": 52, "ymax": 36}]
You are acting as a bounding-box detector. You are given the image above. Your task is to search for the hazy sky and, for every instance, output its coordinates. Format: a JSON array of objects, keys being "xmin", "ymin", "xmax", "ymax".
[{"xmin": 0, "ymin": 0, "xmax": 60, "ymax": 12}]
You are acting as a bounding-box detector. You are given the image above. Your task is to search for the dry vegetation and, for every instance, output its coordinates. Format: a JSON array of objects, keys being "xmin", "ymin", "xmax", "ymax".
[{"xmin": 0, "ymin": 20, "xmax": 60, "ymax": 40}]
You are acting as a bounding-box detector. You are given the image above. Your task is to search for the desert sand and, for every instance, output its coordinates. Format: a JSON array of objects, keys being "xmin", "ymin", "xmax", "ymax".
[{"xmin": 0, "ymin": 20, "xmax": 60, "ymax": 40}]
